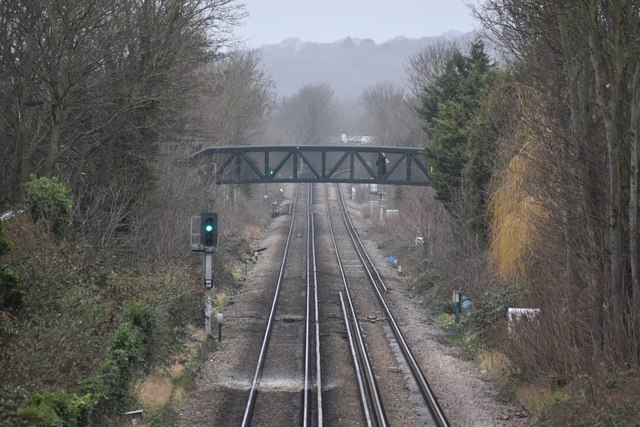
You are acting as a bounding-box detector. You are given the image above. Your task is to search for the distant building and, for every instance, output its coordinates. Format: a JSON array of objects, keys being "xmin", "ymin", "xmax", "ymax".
[{"xmin": 338, "ymin": 134, "xmax": 373, "ymax": 144}]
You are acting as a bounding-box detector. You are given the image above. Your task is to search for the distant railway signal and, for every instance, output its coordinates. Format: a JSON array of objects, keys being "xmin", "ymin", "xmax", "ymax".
[{"xmin": 200, "ymin": 212, "xmax": 218, "ymax": 248}]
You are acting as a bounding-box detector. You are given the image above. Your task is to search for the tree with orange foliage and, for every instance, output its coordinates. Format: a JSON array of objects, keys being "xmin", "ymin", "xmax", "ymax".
[{"xmin": 478, "ymin": 0, "xmax": 640, "ymax": 370}]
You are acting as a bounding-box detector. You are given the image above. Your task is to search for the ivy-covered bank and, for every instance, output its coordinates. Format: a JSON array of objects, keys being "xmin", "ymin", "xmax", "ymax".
[
  {"xmin": 0, "ymin": 176, "xmax": 247, "ymax": 426},
  {"xmin": 16, "ymin": 303, "xmax": 153, "ymax": 425}
]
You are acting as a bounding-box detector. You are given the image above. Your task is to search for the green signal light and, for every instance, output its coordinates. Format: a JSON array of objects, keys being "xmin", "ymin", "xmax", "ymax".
[{"xmin": 200, "ymin": 212, "xmax": 218, "ymax": 247}]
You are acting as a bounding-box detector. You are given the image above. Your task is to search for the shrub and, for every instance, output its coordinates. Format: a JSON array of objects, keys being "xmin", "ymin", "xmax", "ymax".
[
  {"xmin": 0, "ymin": 265, "xmax": 22, "ymax": 311},
  {"xmin": 470, "ymin": 285, "xmax": 517, "ymax": 343},
  {"xmin": 0, "ymin": 221, "xmax": 12, "ymax": 255},
  {"xmin": 16, "ymin": 391, "xmax": 99, "ymax": 427},
  {"xmin": 15, "ymin": 304, "xmax": 154, "ymax": 425},
  {"xmin": 0, "ymin": 221, "xmax": 22, "ymax": 311},
  {"xmin": 108, "ymin": 323, "xmax": 144, "ymax": 366},
  {"xmin": 15, "ymin": 391, "xmax": 66, "ymax": 427},
  {"xmin": 124, "ymin": 302, "xmax": 154, "ymax": 344},
  {"xmin": 22, "ymin": 176, "xmax": 72, "ymax": 236}
]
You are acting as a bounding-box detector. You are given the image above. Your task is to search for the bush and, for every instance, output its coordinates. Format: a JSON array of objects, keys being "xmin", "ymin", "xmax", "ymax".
[
  {"xmin": 15, "ymin": 391, "xmax": 66, "ymax": 427},
  {"xmin": 22, "ymin": 176, "xmax": 72, "ymax": 236},
  {"xmin": 124, "ymin": 302, "xmax": 154, "ymax": 343},
  {"xmin": 0, "ymin": 221, "xmax": 11, "ymax": 255},
  {"xmin": 16, "ymin": 391, "xmax": 98, "ymax": 427},
  {"xmin": 0, "ymin": 265, "xmax": 22, "ymax": 311},
  {"xmin": 15, "ymin": 304, "xmax": 154, "ymax": 425},
  {"xmin": 0, "ymin": 221, "xmax": 22, "ymax": 311},
  {"xmin": 470, "ymin": 285, "xmax": 517, "ymax": 343}
]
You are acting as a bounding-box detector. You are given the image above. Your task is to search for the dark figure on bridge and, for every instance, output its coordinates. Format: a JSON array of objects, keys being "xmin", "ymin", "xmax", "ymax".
[{"xmin": 376, "ymin": 152, "xmax": 387, "ymax": 179}]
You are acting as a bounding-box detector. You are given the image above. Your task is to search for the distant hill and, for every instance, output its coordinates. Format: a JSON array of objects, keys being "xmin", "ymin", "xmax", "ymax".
[{"xmin": 257, "ymin": 31, "xmax": 477, "ymax": 101}]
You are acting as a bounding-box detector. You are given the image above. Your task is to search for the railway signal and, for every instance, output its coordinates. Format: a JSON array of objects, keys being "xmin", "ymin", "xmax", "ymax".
[
  {"xmin": 190, "ymin": 212, "xmax": 220, "ymax": 337},
  {"xmin": 200, "ymin": 212, "xmax": 218, "ymax": 248}
]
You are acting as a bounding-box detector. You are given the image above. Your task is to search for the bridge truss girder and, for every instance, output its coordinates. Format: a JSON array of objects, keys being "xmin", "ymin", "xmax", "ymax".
[{"xmin": 190, "ymin": 145, "xmax": 431, "ymax": 186}]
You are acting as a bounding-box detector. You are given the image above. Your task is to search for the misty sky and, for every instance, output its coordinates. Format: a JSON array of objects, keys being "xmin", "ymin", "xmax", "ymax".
[{"xmin": 236, "ymin": 0, "xmax": 477, "ymax": 47}]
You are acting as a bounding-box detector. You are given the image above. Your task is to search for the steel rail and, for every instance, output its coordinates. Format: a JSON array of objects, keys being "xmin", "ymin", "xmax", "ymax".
[
  {"xmin": 241, "ymin": 184, "xmax": 309, "ymax": 426},
  {"xmin": 312, "ymin": 212, "xmax": 324, "ymax": 426},
  {"xmin": 337, "ymin": 193, "xmax": 387, "ymax": 293},
  {"xmin": 339, "ymin": 292, "xmax": 374, "ymax": 427},
  {"xmin": 303, "ymin": 186, "xmax": 322, "ymax": 426},
  {"xmin": 335, "ymin": 184, "xmax": 451, "ymax": 427},
  {"xmin": 303, "ymin": 207, "xmax": 312, "ymax": 426},
  {"xmin": 306, "ymin": 184, "xmax": 323, "ymax": 426},
  {"xmin": 325, "ymin": 185, "xmax": 388, "ymax": 427}
]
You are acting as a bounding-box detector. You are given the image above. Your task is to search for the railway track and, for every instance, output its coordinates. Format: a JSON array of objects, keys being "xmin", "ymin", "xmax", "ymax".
[
  {"xmin": 327, "ymin": 183, "xmax": 450, "ymax": 427},
  {"xmin": 241, "ymin": 184, "xmax": 322, "ymax": 426},
  {"xmin": 227, "ymin": 183, "xmax": 448, "ymax": 426}
]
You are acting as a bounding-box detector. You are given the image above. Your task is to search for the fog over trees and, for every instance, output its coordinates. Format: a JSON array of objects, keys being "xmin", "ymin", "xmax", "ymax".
[{"xmin": 257, "ymin": 32, "xmax": 477, "ymax": 101}]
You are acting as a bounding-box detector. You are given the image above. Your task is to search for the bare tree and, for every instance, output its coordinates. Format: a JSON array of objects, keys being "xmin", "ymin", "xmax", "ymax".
[
  {"xmin": 193, "ymin": 50, "xmax": 275, "ymax": 147},
  {"xmin": 144, "ymin": 49, "xmax": 276, "ymax": 257},
  {"xmin": 405, "ymin": 39, "xmax": 461, "ymax": 98},
  {"xmin": 0, "ymin": 0, "xmax": 247, "ymax": 249},
  {"xmin": 360, "ymin": 82, "xmax": 422, "ymax": 147},
  {"xmin": 275, "ymin": 82, "xmax": 337, "ymax": 145}
]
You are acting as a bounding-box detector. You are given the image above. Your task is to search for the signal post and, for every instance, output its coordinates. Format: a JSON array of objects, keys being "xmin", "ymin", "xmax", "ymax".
[{"xmin": 192, "ymin": 212, "xmax": 219, "ymax": 337}]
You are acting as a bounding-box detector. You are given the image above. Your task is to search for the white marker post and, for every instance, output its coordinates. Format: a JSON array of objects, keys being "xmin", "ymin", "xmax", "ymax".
[{"xmin": 216, "ymin": 312, "xmax": 224, "ymax": 341}]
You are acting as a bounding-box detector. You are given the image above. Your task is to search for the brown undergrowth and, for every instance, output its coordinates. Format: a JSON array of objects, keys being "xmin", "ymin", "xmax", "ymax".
[{"xmin": 373, "ymin": 188, "xmax": 640, "ymax": 426}]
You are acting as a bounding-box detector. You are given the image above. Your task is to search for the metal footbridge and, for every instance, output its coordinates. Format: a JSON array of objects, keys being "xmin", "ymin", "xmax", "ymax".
[{"xmin": 190, "ymin": 145, "xmax": 431, "ymax": 186}]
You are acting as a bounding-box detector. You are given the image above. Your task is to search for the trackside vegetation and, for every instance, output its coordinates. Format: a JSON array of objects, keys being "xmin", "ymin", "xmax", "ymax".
[
  {"xmin": 16, "ymin": 303, "xmax": 153, "ymax": 426},
  {"xmin": 0, "ymin": 189, "xmax": 257, "ymax": 425},
  {"xmin": 22, "ymin": 176, "xmax": 73, "ymax": 237},
  {"xmin": 392, "ymin": 7, "xmax": 640, "ymax": 420}
]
